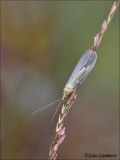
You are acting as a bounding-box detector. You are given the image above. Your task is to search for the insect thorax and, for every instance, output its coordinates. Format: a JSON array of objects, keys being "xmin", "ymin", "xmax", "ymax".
[
  {"xmin": 63, "ymin": 83, "xmax": 74, "ymax": 99},
  {"xmin": 63, "ymin": 67, "xmax": 86, "ymax": 99}
]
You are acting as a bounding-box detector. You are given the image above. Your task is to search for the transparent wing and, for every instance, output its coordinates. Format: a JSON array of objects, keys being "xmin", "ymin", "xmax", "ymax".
[{"xmin": 65, "ymin": 49, "xmax": 97, "ymax": 90}]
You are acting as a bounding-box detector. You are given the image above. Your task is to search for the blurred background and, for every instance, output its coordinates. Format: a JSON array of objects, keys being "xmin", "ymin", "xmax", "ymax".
[{"xmin": 1, "ymin": 1, "xmax": 119, "ymax": 159}]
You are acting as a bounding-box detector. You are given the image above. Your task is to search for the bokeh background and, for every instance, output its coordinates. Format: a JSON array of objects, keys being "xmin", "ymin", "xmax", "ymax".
[{"xmin": 1, "ymin": 1, "xmax": 119, "ymax": 159}]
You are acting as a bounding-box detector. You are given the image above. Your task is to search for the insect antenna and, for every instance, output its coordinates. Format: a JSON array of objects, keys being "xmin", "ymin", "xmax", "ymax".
[
  {"xmin": 51, "ymin": 99, "xmax": 63, "ymax": 124},
  {"xmin": 32, "ymin": 98, "xmax": 63, "ymax": 115}
]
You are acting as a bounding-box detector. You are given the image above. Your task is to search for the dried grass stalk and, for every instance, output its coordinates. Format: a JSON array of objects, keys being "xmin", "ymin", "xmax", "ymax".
[{"xmin": 48, "ymin": 1, "xmax": 119, "ymax": 159}]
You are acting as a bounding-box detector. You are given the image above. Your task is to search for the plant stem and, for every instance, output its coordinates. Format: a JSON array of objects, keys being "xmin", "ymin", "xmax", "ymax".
[
  {"xmin": 48, "ymin": 1, "xmax": 119, "ymax": 159},
  {"xmin": 92, "ymin": 0, "xmax": 119, "ymax": 51},
  {"xmin": 48, "ymin": 90, "xmax": 77, "ymax": 160}
]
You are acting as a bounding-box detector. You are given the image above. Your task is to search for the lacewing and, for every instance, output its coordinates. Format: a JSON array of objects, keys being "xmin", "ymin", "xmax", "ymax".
[
  {"xmin": 32, "ymin": 49, "xmax": 97, "ymax": 119},
  {"xmin": 63, "ymin": 49, "xmax": 97, "ymax": 99}
]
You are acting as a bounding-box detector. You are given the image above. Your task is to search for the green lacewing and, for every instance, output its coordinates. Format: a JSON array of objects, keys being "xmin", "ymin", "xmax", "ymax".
[
  {"xmin": 32, "ymin": 49, "xmax": 97, "ymax": 120},
  {"xmin": 63, "ymin": 49, "xmax": 97, "ymax": 99}
]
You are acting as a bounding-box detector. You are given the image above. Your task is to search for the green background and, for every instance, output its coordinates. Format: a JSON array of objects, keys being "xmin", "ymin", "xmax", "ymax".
[{"xmin": 1, "ymin": 1, "xmax": 119, "ymax": 159}]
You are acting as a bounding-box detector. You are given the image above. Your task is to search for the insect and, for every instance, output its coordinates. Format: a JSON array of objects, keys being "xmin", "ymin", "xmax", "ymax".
[
  {"xmin": 63, "ymin": 49, "xmax": 97, "ymax": 99},
  {"xmin": 33, "ymin": 49, "xmax": 97, "ymax": 122}
]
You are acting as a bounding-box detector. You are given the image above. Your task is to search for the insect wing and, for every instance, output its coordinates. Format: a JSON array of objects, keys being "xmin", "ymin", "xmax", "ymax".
[{"xmin": 65, "ymin": 49, "xmax": 97, "ymax": 90}]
